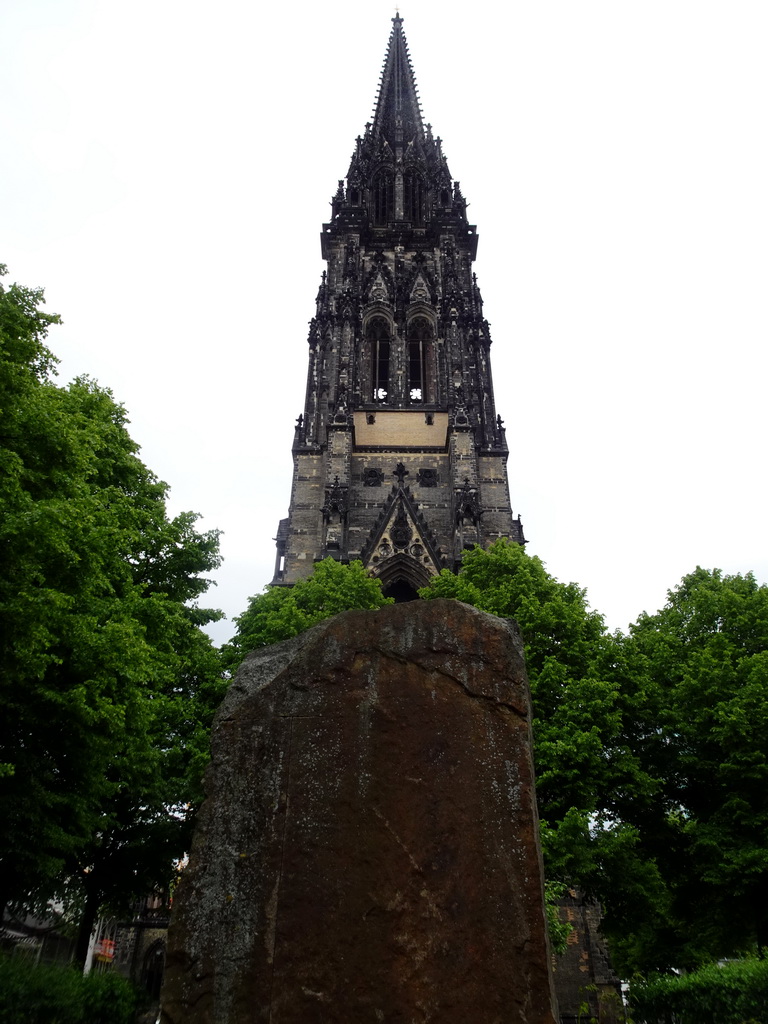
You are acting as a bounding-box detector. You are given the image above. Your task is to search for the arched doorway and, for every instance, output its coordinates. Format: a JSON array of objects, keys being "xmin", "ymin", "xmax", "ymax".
[
  {"xmin": 142, "ymin": 939, "xmax": 165, "ymax": 1002},
  {"xmin": 383, "ymin": 579, "xmax": 420, "ymax": 603},
  {"xmin": 374, "ymin": 552, "xmax": 433, "ymax": 603}
]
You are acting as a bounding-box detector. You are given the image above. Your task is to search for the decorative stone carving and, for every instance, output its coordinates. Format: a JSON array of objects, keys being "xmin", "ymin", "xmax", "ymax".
[
  {"xmin": 456, "ymin": 477, "xmax": 483, "ymax": 527},
  {"xmin": 322, "ymin": 476, "xmax": 347, "ymax": 522},
  {"xmin": 390, "ymin": 505, "xmax": 413, "ymax": 549},
  {"xmin": 417, "ymin": 467, "xmax": 437, "ymax": 487},
  {"xmin": 363, "ymin": 467, "xmax": 384, "ymax": 487}
]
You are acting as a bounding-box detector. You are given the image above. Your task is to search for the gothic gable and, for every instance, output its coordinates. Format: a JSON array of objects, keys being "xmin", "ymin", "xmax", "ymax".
[
  {"xmin": 360, "ymin": 475, "xmax": 446, "ymax": 589},
  {"xmin": 404, "ymin": 257, "xmax": 438, "ymax": 306},
  {"xmin": 362, "ymin": 258, "xmax": 395, "ymax": 304}
]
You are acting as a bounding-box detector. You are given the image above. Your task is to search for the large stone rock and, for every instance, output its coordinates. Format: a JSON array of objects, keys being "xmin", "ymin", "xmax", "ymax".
[{"xmin": 161, "ymin": 599, "xmax": 558, "ymax": 1023}]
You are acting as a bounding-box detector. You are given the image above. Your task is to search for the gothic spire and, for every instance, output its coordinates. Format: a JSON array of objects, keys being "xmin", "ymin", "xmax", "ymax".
[
  {"xmin": 275, "ymin": 16, "xmax": 525, "ymax": 592},
  {"xmin": 370, "ymin": 15, "xmax": 424, "ymax": 147}
]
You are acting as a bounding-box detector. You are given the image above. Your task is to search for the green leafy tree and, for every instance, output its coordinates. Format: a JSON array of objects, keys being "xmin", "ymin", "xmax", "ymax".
[
  {"xmin": 629, "ymin": 956, "xmax": 768, "ymax": 1024},
  {"xmin": 222, "ymin": 558, "xmax": 392, "ymax": 673},
  {"xmin": 625, "ymin": 567, "xmax": 768, "ymax": 966},
  {"xmin": 0, "ymin": 267, "xmax": 225, "ymax": 962}
]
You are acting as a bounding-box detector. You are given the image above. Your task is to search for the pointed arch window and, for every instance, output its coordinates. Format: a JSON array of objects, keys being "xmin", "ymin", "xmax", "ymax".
[
  {"xmin": 407, "ymin": 317, "xmax": 433, "ymax": 403},
  {"xmin": 367, "ymin": 317, "xmax": 391, "ymax": 402},
  {"xmin": 371, "ymin": 170, "xmax": 394, "ymax": 226},
  {"xmin": 404, "ymin": 170, "xmax": 426, "ymax": 225}
]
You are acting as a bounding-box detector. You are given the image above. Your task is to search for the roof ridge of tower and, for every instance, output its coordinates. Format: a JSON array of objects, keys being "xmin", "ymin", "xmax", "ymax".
[{"xmin": 370, "ymin": 14, "xmax": 424, "ymax": 146}]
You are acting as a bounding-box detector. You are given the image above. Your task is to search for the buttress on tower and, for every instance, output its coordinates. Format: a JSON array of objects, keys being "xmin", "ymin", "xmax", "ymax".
[{"xmin": 273, "ymin": 16, "xmax": 525, "ymax": 601}]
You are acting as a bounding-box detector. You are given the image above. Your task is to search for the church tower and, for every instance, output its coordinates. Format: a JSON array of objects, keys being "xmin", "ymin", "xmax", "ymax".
[{"xmin": 273, "ymin": 16, "xmax": 525, "ymax": 600}]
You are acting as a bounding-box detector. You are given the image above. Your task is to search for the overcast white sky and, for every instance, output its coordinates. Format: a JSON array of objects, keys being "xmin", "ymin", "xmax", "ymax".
[{"xmin": 3, "ymin": 0, "xmax": 767, "ymax": 644}]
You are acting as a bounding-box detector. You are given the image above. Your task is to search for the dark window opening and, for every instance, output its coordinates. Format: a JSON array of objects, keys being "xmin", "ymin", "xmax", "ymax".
[
  {"xmin": 407, "ymin": 317, "xmax": 432, "ymax": 403},
  {"xmin": 367, "ymin": 413, "xmax": 376, "ymax": 425},
  {"xmin": 142, "ymin": 942, "xmax": 165, "ymax": 1002},
  {"xmin": 371, "ymin": 171, "xmax": 394, "ymax": 225},
  {"xmin": 404, "ymin": 171, "xmax": 426, "ymax": 225},
  {"xmin": 409, "ymin": 345, "xmax": 422, "ymax": 400},
  {"xmin": 367, "ymin": 316, "xmax": 391, "ymax": 402},
  {"xmin": 425, "ymin": 413, "xmax": 434, "ymax": 425},
  {"xmin": 350, "ymin": 188, "xmax": 360, "ymax": 205}
]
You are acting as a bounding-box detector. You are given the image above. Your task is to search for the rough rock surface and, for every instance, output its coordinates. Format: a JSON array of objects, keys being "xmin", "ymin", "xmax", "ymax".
[{"xmin": 161, "ymin": 599, "xmax": 557, "ymax": 1023}]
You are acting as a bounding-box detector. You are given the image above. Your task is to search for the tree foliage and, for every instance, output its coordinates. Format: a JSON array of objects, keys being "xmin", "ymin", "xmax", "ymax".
[
  {"xmin": 221, "ymin": 558, "xmax": 392, "ymax": 673},
  {"xmin": 0, "ymin": 955, "xmax": 140, "ymax": 1024},
  {"xmin": 629, "ymin": 957, "xmax": 768, "ymax": 1024},
  {"xmin": 0, "ymin": 266, "xmax": 225, "ymax": 960},
  {"xmin": 623, "ymin": 567, "xmax": 768, "ymax": 967}
]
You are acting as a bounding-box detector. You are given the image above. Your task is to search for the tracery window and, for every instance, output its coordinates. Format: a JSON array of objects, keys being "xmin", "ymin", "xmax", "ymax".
[
  {"xmin": 367, "ymin": 317, "xmax": 391, "ymax": 402},
  {"xmin": 371, "ymin": 171, "xmax": 394, "ymax": 226},
  {"xmin": 407, "ymin": 317, "xmax": 432, "ymax": 403},
  {"xmin": 404, "ymin": 171, "xmax": 426, "ymax": 225}
]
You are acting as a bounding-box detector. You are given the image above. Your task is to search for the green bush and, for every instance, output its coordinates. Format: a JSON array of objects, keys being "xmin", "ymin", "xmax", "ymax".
[
  {"xmin": 0, "ymin": 956, "xmax": 140, "ymax": 1024},
  {"xmin": 629, "ymin": 958, "xmax": 768, "ymax": 1024}
]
